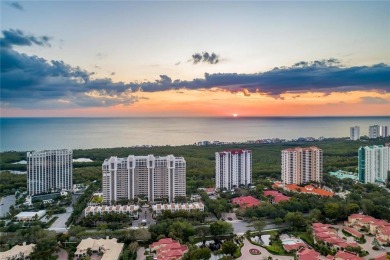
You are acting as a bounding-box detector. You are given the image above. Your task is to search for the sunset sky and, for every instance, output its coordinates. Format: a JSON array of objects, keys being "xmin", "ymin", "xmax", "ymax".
[{"xmin": 1, "ymin": 1, "xmax": 389, "ymax": 117}]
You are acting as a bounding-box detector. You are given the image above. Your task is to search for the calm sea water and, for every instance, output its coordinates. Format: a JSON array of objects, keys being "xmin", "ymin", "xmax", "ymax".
[{"xmin": 0, "ymin": 117, "xmax": 389, "ymax": 152}]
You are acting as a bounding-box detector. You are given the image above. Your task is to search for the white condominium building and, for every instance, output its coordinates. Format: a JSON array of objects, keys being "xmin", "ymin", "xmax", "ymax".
[
  {"xmin": 102, "ymin": 155, "xmax": 186, "ymax": 204},
  {"xmin": 281, "ymin": 146, "xmax": 323, "ymax": 185},
  {"xmin": 358, "ymin": 145, "xmax": 390, "ymax": 184},
  {"xmin": 369, "ymin": 125, "xmax": 380, "ymax": 138},
  {"xmin": 369, "ymin": 125, "xmax": 388, "ymax": 138},
  {"xmin": 215, "ymin": 149, "xmax": 252, "ymax": 190},
  {"xmin": 350, "ymin": 126, "xmax": 360, "ymax": 140},
  {"xmin": 27, "ymin": 149, "xmax": 73, "ymax": 196}
]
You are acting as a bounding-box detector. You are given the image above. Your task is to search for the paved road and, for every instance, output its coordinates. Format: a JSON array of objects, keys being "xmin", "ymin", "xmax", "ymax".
[
  {"xmin": 136, "ymin": 247, "xmax": 145, "ymax": 260},
  {"xmin": 0, "ymin": 195, "xmax": 16, "ymax": 218},
  {"xmin": 55, "ymin": 248, "xmax": 69, "ymax": 260},
  {"xmin": 48, "ymin": 206, "xmax": 73, "ymax": 233}
]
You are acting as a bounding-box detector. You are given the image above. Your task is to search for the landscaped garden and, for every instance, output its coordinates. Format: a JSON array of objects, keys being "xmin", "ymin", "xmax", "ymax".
[{"xmin": 249, "ymin": 248, "xmax": 261, "ymax": 255}]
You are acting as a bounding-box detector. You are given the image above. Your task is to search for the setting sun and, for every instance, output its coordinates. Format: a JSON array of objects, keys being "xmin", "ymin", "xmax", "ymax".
[{"xmin": 233, "ymin": 113, "xmax": 238, "ymax": 117}]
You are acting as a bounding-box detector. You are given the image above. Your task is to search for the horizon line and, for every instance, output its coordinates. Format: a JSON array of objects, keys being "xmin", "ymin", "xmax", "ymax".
[{"xmin": 1, "ymin": 115, "xmax": 390, "ymax": 119}]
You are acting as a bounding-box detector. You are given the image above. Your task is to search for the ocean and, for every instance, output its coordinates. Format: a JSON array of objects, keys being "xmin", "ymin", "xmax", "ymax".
[{"xmin": 0, "ymin": 117, "xmax": 389, "ymax": 152}]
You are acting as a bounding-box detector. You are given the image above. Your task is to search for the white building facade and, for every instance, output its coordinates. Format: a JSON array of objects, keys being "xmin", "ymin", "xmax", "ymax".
[
  {"xmin": 27, "ymin": 149, "xmax": 73, "ymax": 196},
  {"xmin": 102, "ymin": 155, "xmax": 186, "ymax": 204},
  {"xmin": 215, "ymin": 149, "xmax": 252, "ymax": 190},
  {"xmin": 281, "ymin": 146, "xmax": 323, "ymax": 185},
  {"xmin": 358, "ymin": 145, "xmax": 390, "ymax": 184},
  {"xmin": 350, "ymin": 126, "xmax": 360, "ymax": 140}
]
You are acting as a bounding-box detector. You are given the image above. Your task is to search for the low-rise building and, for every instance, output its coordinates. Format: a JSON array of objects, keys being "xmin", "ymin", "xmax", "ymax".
[
  {"xmin": 343, "ymin": 226, "xmax": 362, "ymax": 239},
  {"xmin": 149, "ymin": 238, "xmax": 188, "ymax": 260},
  {"xmin": 74, "ymin": 237, "xmax": 124, "ymax": 260},
  {"xmin": 231, "ymin": 196, "xmax": 260, "ymax": 208},
  {"xmin": 263, "ymin": 190, "xmax": 290, "ymax": 204},
  {"xmin": 152, "ymin": 202, "xmax": 204, "ymax": 216},
  {"xmin": 312, "ymin": 223, "xmax": 359, "ymax": 250},
  {"xmin": 15, "ymin": 210, "xmax": 46, "ymax": 222},
  {"xmin": 334, "ymin": 251, "xmax": 363, "ymax": 260},
  {"xmin": 0, "ymin": 243, "xmax": 35, "ymax": 260},
  {"xmin": 84, "ymin": 205, "xmax": 139, "ymax": 219},
  {"xmin": 296, "ymin": 248, "xmax": 320, "ymax": 260},
  {"xmin": 273, "ymin": 182, "xmax": 334, "ymax": 196},
  {"xmin": 280, "ymin": 234, "xmax": 307, "ymax": 252},
  {"xmin": 346, "ymin": 213, "xmax": 390, "ymax": 245}
]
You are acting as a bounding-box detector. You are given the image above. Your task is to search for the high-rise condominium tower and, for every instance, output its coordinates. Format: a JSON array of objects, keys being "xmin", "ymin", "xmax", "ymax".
[
  {"xmin": 102, "ymin": 155, "xmax": 186, "ymax": 204},
  {"xmin": 369, "ymin": 125, "xmax": 389, "ymax": 138},
  {"xmin": 358, "ymin": 145, "xmax": 390, "ymax": 184},
  {"xmin": 369, "ymin": 125, "xmax": 380, "ymax": 139},
  {"xmin": 350, "ymin": 126, "xmax": 360, "ymax": 140},
  {"xmin": 215, "ymin": 149, "xmax": 252, "ymax": 190},
  {"xmin": 281, "ymin": 146, "xmax": 323, "ymax": 185},
  {"xmin": 27, "ymin": 149, "xmax": 73, "ymax": 195}
]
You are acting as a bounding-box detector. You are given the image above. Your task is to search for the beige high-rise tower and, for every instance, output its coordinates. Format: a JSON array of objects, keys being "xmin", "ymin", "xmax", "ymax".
[
  {"xmin": 102, "ymin": 154, "xmax": 186, "ymax": 204},
  {"xmin": 281, "ymin": 146, "xmax": 323, "ymax": 185}
]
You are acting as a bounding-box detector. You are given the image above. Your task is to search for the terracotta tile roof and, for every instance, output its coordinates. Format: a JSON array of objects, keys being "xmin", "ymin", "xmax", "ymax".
[
  {"xmin": 231, "ymin": 196, "xmax": 260, "ymax": 208},
  {"xmin": 284, "ymin": 184, "xmax": 334, "ymax": 196},
  {"xmin": 334, "ymin": 251, "xmax": 364, "ymax": 260},
  {"xmin": 297, "ymin": 248, "xmax": 320, "ymax": 260},
  {"xmin": 274, "ymin": 195, "xmax": 291, "ymax": 203},
  {"xmin": 283, "ymin": 242, "xmax": 307, "ymax": 252},
  {"xmin": 343, "ymin": 227, "xmax": 363, "ymax": 238}
]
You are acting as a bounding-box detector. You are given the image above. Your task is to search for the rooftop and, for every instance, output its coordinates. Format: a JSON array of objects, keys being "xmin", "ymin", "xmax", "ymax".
[
  {"xmin": 0, "ymin": 243, "xmax": 35, "ymax": 260},
  {"xmin": 75, "ymin": 237, "xmax": 124, "ymax": 260},
  {"xmin": 231, "ymin": 196, "xmax": 260, "ymax": 208}
]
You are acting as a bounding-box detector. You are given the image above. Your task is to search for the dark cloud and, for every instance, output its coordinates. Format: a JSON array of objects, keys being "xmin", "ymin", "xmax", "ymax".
[
  {"xmin": 1, "ymin": 29, "xmax": 389, "ymax": 109},
  {"xmin": 174, "ymin": 61, "xmax": 181, "ymax": 66},
  {"xmin": 6, "ymin": 2, "xmax": 23, "ymax": 11},
  {"xmin": 191, "ymin": 52, "xmax": 219, "ymax": 64},
  {"xmin": 0, "ymin": 29, "xmax": 50, "ymax": 48}
]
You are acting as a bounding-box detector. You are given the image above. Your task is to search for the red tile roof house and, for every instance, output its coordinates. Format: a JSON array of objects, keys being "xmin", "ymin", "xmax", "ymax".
[
  {"xmin": 334, "ymin": 250, "xmax": 364, "ymax": 260},
  {"xmin": 231, "ymin": 196, "xmax": 260, "ymax": 208},
  {"xmin": 149, "ymin": 238, "xmax": 188, "ymax": 260},
  {"xmin": 296, "ymin": 248, "xmax": 321, "ymax": 260},
  {"xmin": 346, "ymin": 214, "xmax": 390, "ymax": 245},
  {"xmin": 342, "ymin": 227, "xmax": 363, "ymax": 239},
  {"xmin": 312, "ymin": 223, "xmax": 359, "ymax": 251},
  {"xmin": 263, "ymin": 190, "xmax": 291, "ymax": 204}
]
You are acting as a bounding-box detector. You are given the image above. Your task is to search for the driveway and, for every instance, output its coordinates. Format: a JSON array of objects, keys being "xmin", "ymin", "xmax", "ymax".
[
  {"xmin": 238, "ymin": 237, "xmax": 294, "ymax": 260},
  {"xmin": 48, "ymin": 206, "xmax": 73, "ymax": 233},
  {"xmin": 133, "ymin": 208, "xmax": 155, "ymax": 227},
  {"xmin": 0, "ymin": 195, "xmax": 16, "ymax": 217},
  {"xmin": 136, "ymin": 247, "xmax": 145, "ymax": 260},
  {"xmin": 55, "ymin": 248, "xmax": 69, "ymax": 260}
]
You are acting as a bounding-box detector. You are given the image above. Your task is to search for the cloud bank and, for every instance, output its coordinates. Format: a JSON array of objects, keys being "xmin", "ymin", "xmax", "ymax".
[{"xmin": 1, "ymin": 29, "xmax": 389, "ymax": 109}]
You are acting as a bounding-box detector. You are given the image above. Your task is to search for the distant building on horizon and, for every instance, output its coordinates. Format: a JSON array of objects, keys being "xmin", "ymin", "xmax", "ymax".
[
  {"xmin": 369, "ymin": 125, "xmax": 389, "ymax": 138},
  {"xmin": 358, "ymin": 145, "xmax": 390, "ymax": 184},
  {"xmin": 27, "ymin": 149, "xmax": 73, "ymax": 196},
  {"xmin": 102, "ymin": 154, "xmax": 186, "ymax": 204},
  {"xmin": 215, "ymin": 149, "xmax": 252, "ymax": 190},
  {"xmin": 281, "ymin": 146, "xmax": 323, "ymax": 185},
  {"xmin": 350, "ymin": 126, "xmax": 360, "ymax": 140}
]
